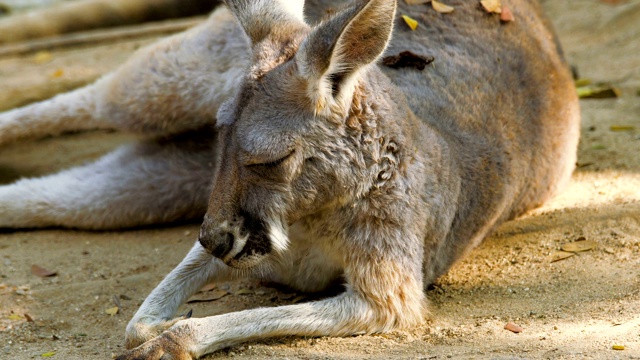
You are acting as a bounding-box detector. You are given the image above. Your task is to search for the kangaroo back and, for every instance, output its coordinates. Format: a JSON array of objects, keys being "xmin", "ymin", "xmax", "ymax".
[{"xmin": 380, "ymin": 0, "xmax": 580, "ymax": 279}]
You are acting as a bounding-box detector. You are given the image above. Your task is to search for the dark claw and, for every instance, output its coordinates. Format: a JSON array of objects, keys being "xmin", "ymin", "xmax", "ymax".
[{"xmin": 183, "ymin": 309, "xmax": 193, "ymax": 319}]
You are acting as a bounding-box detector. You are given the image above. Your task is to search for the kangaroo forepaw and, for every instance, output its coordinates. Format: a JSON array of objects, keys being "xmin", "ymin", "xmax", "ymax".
[
  {"xmin": 118, "ymin": 331, "xmax": 193, "ymax": 360},
  {"xmin": 125, "ymin": 312, "xmax": 193, "ymax": 350}
]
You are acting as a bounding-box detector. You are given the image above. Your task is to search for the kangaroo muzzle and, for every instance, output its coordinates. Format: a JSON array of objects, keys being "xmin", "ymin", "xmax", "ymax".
[
  {"xmin": 198, "ymin": 230, "xmax": 235, "ymax": 259},
  {"xmin": 198, "ymin": 210, "xmax": 272, "ymax": 268}
]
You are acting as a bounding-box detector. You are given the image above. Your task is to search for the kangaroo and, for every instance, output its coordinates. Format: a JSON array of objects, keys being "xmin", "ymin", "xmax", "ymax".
[{"xmin": 0, "ymin": 0, "xmax": 580, "ymax": 359}]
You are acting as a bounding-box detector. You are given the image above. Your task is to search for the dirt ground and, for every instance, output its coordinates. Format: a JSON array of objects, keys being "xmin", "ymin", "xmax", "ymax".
[{"xmin": 1, "ymin": 0, "xmax": 639, "ymax": 359}]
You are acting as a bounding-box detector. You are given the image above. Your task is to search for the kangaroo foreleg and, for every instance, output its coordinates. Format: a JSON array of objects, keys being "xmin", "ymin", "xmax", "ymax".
[{"xmin": 125, "ymin": 241, "xmax": 234, "ymax": 349}]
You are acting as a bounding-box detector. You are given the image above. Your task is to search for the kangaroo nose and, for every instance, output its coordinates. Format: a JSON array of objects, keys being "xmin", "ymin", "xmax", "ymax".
[{"xmin": 199, "ymin": 231, "xmax": 234, "ymax": 259}]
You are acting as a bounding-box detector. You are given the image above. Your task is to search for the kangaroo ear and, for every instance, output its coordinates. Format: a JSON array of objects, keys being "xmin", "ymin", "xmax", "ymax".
[
  {"xmin": 225, "ymin": 0, "xmax": 306, "ymax": 45},
  {"xmin": 296, "ymin": 0, "xmax": 396, "ymax": 114}
]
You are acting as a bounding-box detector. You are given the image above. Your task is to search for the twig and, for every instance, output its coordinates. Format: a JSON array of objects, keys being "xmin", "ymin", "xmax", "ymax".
[{"xmin": 0, "ymin": 17, "xmax": 205, "ymax": 58}]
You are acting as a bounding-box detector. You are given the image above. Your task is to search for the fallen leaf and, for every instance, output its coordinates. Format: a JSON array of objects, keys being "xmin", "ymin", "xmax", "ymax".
[
  {"xmin": 277, "ymin": 293, "xmax": 297, "ymax": 300},
  {"xmin": 402, "ymin": 15, "xmax": 419, "ymax": 30},
  {"xmin": 504, "ymin": 322, "xmax": 523, "ymax": 333},
  {"xmin": 577, "ymin": 85, "xmax": 620, "ymax": 99},
  {"xmin": 577, "ymin": 162, "xmax": 594, "ymax": 168},
  {"xmin": 41, "ymin": 352, "xmax": 56, "ymax": 357},
  {"xmin": 550, "ymin": 251, "xmax": 576, "ymax": 263},
  {"xmin": 50, "ymin": 69, "xmax": 64, "ymax": 79},
  {"xmin": 612, "ymin": 344, "xmax": 625, "ymax": 350},
  {"xmin": 199, "ymin": 283, "xmax": 217, "ymax": 292},
  {"xmin": 33, "ymin": 51, "xmax": 52, "ymax": 64},
  {"xmin": 610, "ymin": 125, "xmax": 635, "ymax": 132},
  {"xmin": 234, "ymin": 288, "xmax": 254, "ymax": 296},
  {"xmin": 105, "ymin": 306, "xmax": 119, "ymax": 316},
  {"xmin": 591, "ymin": 144, "xmax": 607, "ymax": 150},
  {"xmin": 561, "ymin": 240, "xmax": 597, "ymax": 253},
  {"xmin": 405, "ymin": 0, "xmax": 431, "ymax": 4},
  {"xmin": 31, "ymin": 265, "xmax": 57, "ymax": 278},
  {"xmin": 24, "ymin": 313, "xmax": 34, "ymax": 322},
  {"xmin": 432, "ymin": 0, "xmax": 454, "ymax": 13},
  {"xmin": 186, "ymin": 290, "xmax": 228, "ymax": 303},
  {"xmin": 8, "ymin": 314, "xmax": 23, "ymax": 321},
  {"xmin": 383, "ymin": 51, "xmax": 435, "ymax": 70},
  {"xmin": 291, "ymin": 295, "xmax": 307, "ymax": 304},
  {"xmin": 480, "ymin": 0, "xmax": 502, "ymax": 13},
  {"xmin": 15, "ymin": 286, "xmax": 29, "ymax": 295},
  {"xmin": 574, "ymin": 78, "xmax": 592, "ymax": 87},
  {"xmin": 500, "ymin": 6, "xmax": 514, "ymax": 21}
]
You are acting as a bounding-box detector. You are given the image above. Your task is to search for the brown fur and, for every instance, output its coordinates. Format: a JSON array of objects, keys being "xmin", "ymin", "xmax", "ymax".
[{"xmin": 0, "ymin": 1, "xmax": 579, "ymax": 359}]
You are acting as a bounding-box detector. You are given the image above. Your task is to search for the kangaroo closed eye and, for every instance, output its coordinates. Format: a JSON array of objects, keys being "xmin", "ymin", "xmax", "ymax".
[{"xmin": 246, "ymin": 150, "xmax": 295, "ymax": 168}]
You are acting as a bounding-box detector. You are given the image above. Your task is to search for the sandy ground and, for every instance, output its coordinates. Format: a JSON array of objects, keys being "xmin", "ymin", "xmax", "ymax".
[{"xmin": 1, "ymin": 0, "xmax": 639, "ymax": 359}]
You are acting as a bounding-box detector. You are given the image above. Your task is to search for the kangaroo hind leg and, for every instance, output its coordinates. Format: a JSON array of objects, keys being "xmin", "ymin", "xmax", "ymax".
[
  {"xmin": 0, "ymin": 6, "xmax": 248, "ymax": 147},
  {"xmin": 0, "ymin": 134, "xmax": 216, "ymax": 230}
]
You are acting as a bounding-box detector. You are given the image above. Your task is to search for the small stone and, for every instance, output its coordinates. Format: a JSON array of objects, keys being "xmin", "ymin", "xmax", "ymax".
[{"xmin": 504, "ymin": 322, "xmax": 523, "ymax": 333}]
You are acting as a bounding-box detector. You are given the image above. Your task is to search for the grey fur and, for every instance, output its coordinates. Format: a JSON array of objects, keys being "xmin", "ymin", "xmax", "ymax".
[{"xmin": 0, "ymin": 1, "xmax": 579, "ymax": 359}]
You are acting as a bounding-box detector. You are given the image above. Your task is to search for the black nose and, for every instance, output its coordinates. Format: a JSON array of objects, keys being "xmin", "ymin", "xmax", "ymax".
[{"xmin": 200, "ymin": 231, "xmax": 234, "ymax": 259}]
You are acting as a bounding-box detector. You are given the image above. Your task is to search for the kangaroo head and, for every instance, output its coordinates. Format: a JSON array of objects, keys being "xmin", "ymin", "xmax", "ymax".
[{"xmin": 198, "ymin": 0, "xmax": 398, "ymax": 268}]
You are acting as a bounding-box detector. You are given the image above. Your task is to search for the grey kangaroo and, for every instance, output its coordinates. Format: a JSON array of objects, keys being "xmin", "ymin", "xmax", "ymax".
[{"xmin": 0, "ymin": 0, "xmax": 579, "ymax": 359}]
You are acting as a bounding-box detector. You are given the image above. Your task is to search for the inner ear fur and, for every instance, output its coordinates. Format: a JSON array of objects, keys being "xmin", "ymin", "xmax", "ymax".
[{"xmin": 295, "ymin": 0, "xmax": 397, "ymax": 114}]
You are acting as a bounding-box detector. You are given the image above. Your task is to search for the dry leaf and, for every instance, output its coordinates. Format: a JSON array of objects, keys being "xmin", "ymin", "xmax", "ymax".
[
  {"xmin": 105, "ymin": 306, "xmax": 119, "ymax": 316},
  {"xmin": 402, "ymin": 15, "xmax": 419, "ymax": 30},
  {"xmin": 612, "ymin": 344, "xmax": 625, "ymax": 350},
  {"xmin": 8, "ymin": 314, "xmax": 23, "ymax": 321},
  {"xmin": 574, "ymin": 78, "xmax": 592, "ymax": 87},
  {"xmin": 234, "ymin": 288, "xmax": 254, "ymax": 296},
  {"xmin": 24, "ymin": 313, "xmax": 34, "ymax": 322},
  {"xmin": 504, "ymin": 322, "xmax": 523, "ymax": 333},
  {"xmin": 41, "ymin": 352, "xmax": 56, "ymax": 357},
  {"xmin": 382, "ymin": 51, "xmax": 435, "ymax": 70},
  {"xmin": 33, "ymin": 51, "xmax": 52, "ymax": 64},
  {"xmin": 277, "ymin": 293, "xmax": 297, "ymax": 300},
  {"xmin": 186, "ymin": 290, "xmax": 228, "ymax": 303},
  {"xmin": 291, "ymin": 295, "xmax": 307, "ymax": 304},
  {"xmin": 561, "ymin": 240, "xmax": 596, "ymax": 253},
  {"xmin": 610, "ymin": 125, "xmax": 635, "ymax": 132},
  {"xmin": 500, "ymin": 6, "xmax": 514, "ymax": 21},
  {"xmin": 199, "ymin": 283, "xmax": 217, "ymax": 292},
  {"xmin": 550, "ymin": 251, "xmax": 576, "ymax": 263},
  {"xmin": 480, "ymin": 0, "xmax": 502, "ymax": 13},
  {"xmin": 432, "ymin": 0, "xmax": 454, "ymax": 13},
  {"xmin": 31, "ymin": 264, "xmax": 57, "ymax": 278},
  {"xmin": 50, "ymin": 69, "xmax": 64, "ymax": 79},
  {"xmin": 577, "ymin": 85, "xmax": 620, "ymax": 99},
  {"xmin": 405, "ymin": 0, "xmax": 431, "ymax": 4}
]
